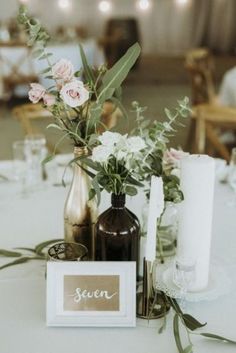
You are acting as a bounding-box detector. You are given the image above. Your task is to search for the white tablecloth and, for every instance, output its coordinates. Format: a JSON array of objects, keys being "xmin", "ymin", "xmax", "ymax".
[
  {"xmin": 0, "ymin": 162, "xmax": 236, "ymax": 353},
  {"xmin": 0, "ymin": 40, "xmax": 104, "ymax": 98}
]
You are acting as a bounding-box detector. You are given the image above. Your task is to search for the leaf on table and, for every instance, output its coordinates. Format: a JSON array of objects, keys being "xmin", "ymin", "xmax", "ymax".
[
  {"xmin": 15, "ymin": 247, "xmax": 36, "ymax": 254},
  {"xmin": 200, "ymin": 333, "xmax": 236, "ymax": 344},
  {"xmin": 182, "ymin": 314, "xmax": 207, "ymax": 331},
  {"xmin": 0, "ymin": 249, "xmax": 22, "ymax": 257},
  {"xmin": 168, "ymin": 297, "xmax": 183, "ymax": 316},
  {"xmin": 183, "ymin": 345, "xmax": 193, "ymax": 353},
  {"xmin": 35, "ymin": 239, "xmax": 63, "ymax": 256},
  {"xmin": 0, "ymin": 257, "xmax": 30, "ymax": 270},
  {"xmin": 173, "ymin": 314, "xmax": 186, "ymax": 353}
]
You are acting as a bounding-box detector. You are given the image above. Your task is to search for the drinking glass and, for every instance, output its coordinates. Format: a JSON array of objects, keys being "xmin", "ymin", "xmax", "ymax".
[
  {"xmin": 12, "ymin": 140, "xmax": 28, "ymax": 194},
  {"xmin": 173, "ymin": 260, "xmax": 196, "ymax": 309},
  {"xmin": 24, "ymin": 134, "xmax": 47, "ymax": 187}
]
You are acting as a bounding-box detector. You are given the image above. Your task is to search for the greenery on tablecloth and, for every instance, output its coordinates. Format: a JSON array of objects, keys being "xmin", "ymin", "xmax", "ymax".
[
  {"xmin": 0, "ymin": 239, "xmax": 62, "ymax": 270},
  {"xmin": 0, "ymin": 241, "xmax": 236, "ymax": 351}
]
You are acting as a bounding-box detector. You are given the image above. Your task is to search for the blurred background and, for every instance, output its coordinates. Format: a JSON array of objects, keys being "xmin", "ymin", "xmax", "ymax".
[{"xmin": 1, "ymin": 0, "xmax": 236, "ymax": 160}]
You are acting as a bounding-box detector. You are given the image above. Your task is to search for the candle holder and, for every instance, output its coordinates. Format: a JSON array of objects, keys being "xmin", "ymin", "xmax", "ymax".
[{"xmin": 136, "ymin": 258, "xmax": 170, "ymax": 319}]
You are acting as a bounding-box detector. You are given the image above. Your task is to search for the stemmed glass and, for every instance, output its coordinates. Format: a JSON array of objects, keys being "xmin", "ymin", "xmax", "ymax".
[{"xmin": 173, "ymin": 260, "xmax": 196, "ymax": 310}]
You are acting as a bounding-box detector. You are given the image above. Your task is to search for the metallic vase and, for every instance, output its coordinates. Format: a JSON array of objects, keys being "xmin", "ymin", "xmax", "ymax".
[{"xmin": 64, "ymin": 147, "xmax": 97, "ymax": 260}]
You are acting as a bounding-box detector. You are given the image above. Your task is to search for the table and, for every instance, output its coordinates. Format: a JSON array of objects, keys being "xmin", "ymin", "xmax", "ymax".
[
  {"xmin": 0, "ymin": 162, "xmax": 236, "ymax": 353},
  {"xmin": 0, "ymin": 40, "xmax": 104, "ymax": 99}
]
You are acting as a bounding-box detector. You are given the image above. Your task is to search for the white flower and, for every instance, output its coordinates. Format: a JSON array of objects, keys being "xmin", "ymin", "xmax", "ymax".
[
  {"xmin": 52, "ymin": 59, "xmax": 74, "ymax": 82},
  {"xmin": 98, "ymin": 131, "xmax": 122, "ymax": 146},
  {"xmin": 60, "ymin": 80, "xmax": 89, "ymax": 108},
  {"xmin": 116, "ymin": 150, "xmax": 126, "ymax": 161},
  {"xmin": 171, "ymin": 168, "xmax": 180, "ymax": 178},
  {"xmin": 126, "ymin": 136, "xmax": 146, "ymax": 153},
  {"xmin": 92, "ymin": 145, "xmax": 113, "ymax": 163}
]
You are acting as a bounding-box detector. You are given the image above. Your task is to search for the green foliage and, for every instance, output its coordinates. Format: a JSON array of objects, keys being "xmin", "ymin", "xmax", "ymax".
[
  {"xmin": 132, "ymin": 98, "xmax": 190, "ymax": 204},
  {"xmin": 0, "ymin": 239, "xmax": 63, "ymax": 270},
  {"xmin": 164, "ymin": 296, "xmax": 236, "ymax": 353},
  {"xmin": 17, "ymin": 6, "xmax": 140, "ymax": 151}
]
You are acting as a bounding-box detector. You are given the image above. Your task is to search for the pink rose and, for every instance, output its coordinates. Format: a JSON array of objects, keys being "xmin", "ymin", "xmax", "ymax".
[
  {"xmin": 43, "ymin": 93, "xmax": 56, "ymax": 107},
  {"xmin": 52, "ymin": 59, "xmax": 74, "ymax": 82},
  {"xmin": 164, "ymin": 148, "xmax": 189, "ymax": 168},
  {"xmin": 60, "ymin": 80, "xmax": 89, "ymax": 108},
  {"xmin": 28, "ymin": 83, "xmax": 46, "ymax": 103}
]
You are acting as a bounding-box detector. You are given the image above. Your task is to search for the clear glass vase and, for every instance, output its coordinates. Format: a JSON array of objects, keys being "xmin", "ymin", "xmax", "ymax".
[{"xmin": 64, "ymin": 147, "xmax": 97, "ymax": 260}]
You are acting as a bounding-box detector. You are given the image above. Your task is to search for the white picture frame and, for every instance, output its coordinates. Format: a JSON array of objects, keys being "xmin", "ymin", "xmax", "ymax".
[{"xmin": 46, "ymin": 261, "xmax": 136, "ymax": 327}]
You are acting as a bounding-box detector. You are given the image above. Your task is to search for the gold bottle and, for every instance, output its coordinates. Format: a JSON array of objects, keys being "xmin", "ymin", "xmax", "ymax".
[{"xmin": 64, "ymin": 147, "xmax": 97, "ymax": 260}]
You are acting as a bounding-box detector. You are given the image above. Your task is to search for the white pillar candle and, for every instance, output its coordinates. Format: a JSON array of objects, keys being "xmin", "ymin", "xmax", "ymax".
[
  {"xmin": 145, "ymin": 176, "xmax": 164, "ymax": 262},
  {"xmin": 177, "ymin": 154, "xmax": 215, "ymax": 291}
]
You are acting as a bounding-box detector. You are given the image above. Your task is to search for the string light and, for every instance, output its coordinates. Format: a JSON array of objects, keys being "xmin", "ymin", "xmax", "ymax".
[
  {"xmin": 137, "ymin": 0, "xmax": 151, "ymax": 11},
  {"xmin": 98, "ymin": 1, "xmax": 112, "ymax": 13},
  {"xmin": 58, "ymin": 0, "xmax": 71, "ymax": 10},
  {"xmin": 176, "ymin": 0, "xmax": 189, "ymax": 6}
]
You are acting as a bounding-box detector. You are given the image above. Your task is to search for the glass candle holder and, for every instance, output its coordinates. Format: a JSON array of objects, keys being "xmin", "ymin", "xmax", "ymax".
[{"xmin": 47, "ymin": 242, "xmax": 88, "ymax": 262}]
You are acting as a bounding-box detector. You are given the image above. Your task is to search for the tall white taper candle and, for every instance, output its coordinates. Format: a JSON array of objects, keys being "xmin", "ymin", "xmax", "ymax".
[
  {"xmin": 177, "ymin": 154, "xmax": 215, "ymax": 291},
  {"xmin": 145, "ymin": 176, "xmax": 164, "ymax": 262}
]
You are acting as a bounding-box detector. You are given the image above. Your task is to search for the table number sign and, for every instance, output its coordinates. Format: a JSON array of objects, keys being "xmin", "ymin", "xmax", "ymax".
[{"xmin": 46, "ymin": 262, "xmax": 136, "ymax": 327}]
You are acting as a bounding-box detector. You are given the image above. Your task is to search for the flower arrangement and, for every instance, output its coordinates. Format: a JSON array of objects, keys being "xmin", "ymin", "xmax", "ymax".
[
  {"xmin": 82, "ymin": 131, "xmax": 146, "ymax": 202},
  {"xmin": 79, "ymin": 98, "xmax": 191, "ymax": 206},
  {"xmin": 18, "ymin": 5, "xmax": 140, "ymax": 153}
]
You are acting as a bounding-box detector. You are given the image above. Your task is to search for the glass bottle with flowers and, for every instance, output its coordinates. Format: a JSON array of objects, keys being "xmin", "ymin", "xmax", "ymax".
[
  {"xmin": 17, "ymin": 6, "xmax": 141, "ymax": 259},
  {"xmin": 81, "ymin": 131, "xmax": 146, "ymax": 273}
]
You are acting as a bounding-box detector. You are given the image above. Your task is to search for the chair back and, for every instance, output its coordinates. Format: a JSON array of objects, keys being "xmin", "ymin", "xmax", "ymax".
[{"xmin": 185, "ymin": 48, "xmax": 216, "ymax": 105}]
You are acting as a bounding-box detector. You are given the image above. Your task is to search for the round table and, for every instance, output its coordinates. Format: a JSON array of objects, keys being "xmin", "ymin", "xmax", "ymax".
[{"xmin": 0, "ymin": 165, "xmax": 235, "ymax": 353}]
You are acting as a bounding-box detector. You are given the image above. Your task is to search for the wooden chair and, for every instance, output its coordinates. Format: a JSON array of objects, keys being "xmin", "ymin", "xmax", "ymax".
[
  {"xmin": 185, "ymin": 48, "xmax": 236, "ymax": 161},
  {"xmin": 0, "ymin": 44, "xmax": 38, "ymax": 100}
]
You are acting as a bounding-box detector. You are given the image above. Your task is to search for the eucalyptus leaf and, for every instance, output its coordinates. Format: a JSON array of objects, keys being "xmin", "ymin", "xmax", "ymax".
[
  {"xmin": 173, "ymin": 314, "xmax": 186, "ymax": 353},
  {"xmin": 0, "ymin": 257, "xmax": 30, "ymax": 270},
  {"xmin": 98, "ymin": 43, "xmax": 141, "ymax": 102},
  {"xmin": 15, "ymin": 247, "xmax": 36, "ymax": 254},
  {"xmin": 200, "ymin": 333, "xmax": 236, "ymax": 344},
  {"xmin": 32, "ymin": 48, "xmax": 44, "ymax": 58},
  {"xmin": 0, "ymin": 249, "xmax": 22, "ymax": 257},
  {"xmin": 182, "ymin": 314, "xmax": 206, "ymax": 331},
  {"xmin": 35, "ymin": 239, "xmax": 63, "ymax": 256},
  {"xmin": 89, "ymin": 188, "xmax": 96, "ymax": 200},
  {"xmin": 125, "ymin": 185, "xmax": 137, "ymax": 196},
  {"xmin": 183, "ymin": 345, "xmax": 193, "ymax": 353},
  {"xmin": 81, "ymin": 157, "xmax": 100, "ymax": 171},
  {"xmin": 78, "ymin": 43, "xmax": 95, "ymax": 84},
  {"xmin": 47, "ymin": 123, "xmax": 62, "ymax": 131},
  {"xmin": 92, "ymin": 175, "xmax": 101, "ymax": 205},
  {"xmin": 78, "ymin": 163, "xmax": 96, "ymax": 179},
  {"xmin": 39, "ymin": 67, "xmax": 51, "ymax": 75},
  {"xmin": 38, "ymin": 53, "xmax": 53, "ymax": 60},
  {"xmin": 42, "ymin": 154, "xmax": 55, "ymax": 165}
]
